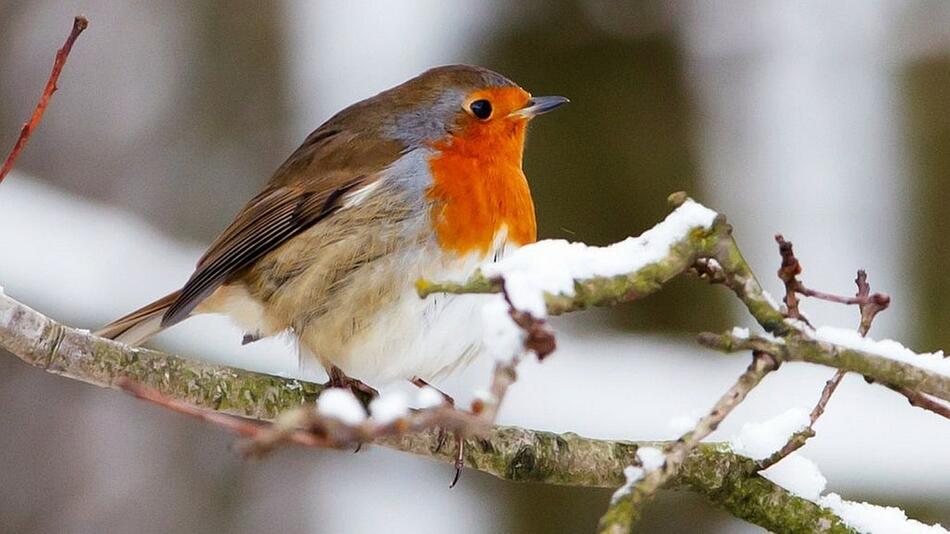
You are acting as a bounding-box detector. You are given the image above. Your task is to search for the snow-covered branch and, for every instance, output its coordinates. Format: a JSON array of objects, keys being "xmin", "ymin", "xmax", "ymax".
[
  {"xmin": 422, "ymin": 194, "xmax": 950, "ymax": 404},
  {"xmin": 420, "ymin": 193, "xmax": 949, "ymax": 532}
]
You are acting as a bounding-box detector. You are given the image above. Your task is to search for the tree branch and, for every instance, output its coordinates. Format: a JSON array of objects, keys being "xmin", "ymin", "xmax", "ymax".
[
  {"xmin": 0, "ymin": 16, "xmax": 88, "ymax": 184},
  {"xmin": 697, "ymin": 331, "xmax": 950, "ymax": 403},
  {"xmin": 423, "ymin": 197, "xmax": 949, "ymax": 403},
  {"xmin": 0, "ymin": 290, "xmax": 855, "ymax": 532}
]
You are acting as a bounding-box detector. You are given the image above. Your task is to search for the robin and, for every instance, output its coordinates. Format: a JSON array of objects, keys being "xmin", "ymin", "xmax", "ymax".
[{"xmin": 96, "ymin": 64, "xmax": 566, "ymax": 394}]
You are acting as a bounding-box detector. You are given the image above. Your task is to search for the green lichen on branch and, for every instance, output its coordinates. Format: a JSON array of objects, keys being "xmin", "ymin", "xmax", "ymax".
[
  {"xmin": 699, "ymin": 331, "xmax": 950, "ymax": 403},
  {"xmin": 676, "ymin": 447, "xmax": 855, "ymax": 534},
  {"xmin": 388, "ymin": 428, "xmax": 855, "ymax": 533},
  {"xmin": 417, "ymin": 204, "xmax": 786, "ymax": 330},
  {"xmin": 0, "ymin": 293, "xmax": 322, "ymax": 419}
]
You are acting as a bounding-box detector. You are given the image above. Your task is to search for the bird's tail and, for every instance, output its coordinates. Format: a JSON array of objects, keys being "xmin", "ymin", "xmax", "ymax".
[{"xmin": 94, "ymin": 290, "xmax": 181, "ymax": 346}]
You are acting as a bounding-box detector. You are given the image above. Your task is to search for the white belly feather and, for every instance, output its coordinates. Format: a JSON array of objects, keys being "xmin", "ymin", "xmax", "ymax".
[{"xmin": 303, "ymin": 233, "xmax": 515, "ymax": 384}]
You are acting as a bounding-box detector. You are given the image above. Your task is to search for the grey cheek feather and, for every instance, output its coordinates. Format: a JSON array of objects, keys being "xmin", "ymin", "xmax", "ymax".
[
  {"xmin": 380, "ymin": 147, "xmax": 435, "ymax": 201},
  {"xmin": 386, "ymin": 89, "xmax": 465, "ymax": 148}
]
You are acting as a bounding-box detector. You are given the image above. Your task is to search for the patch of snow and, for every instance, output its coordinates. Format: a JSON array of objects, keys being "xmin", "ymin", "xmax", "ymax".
[
  {"xmin": 317, "ymin": 389, "xmax": 367, "ymax": 426},
  {"xmin": 636, "ymin": 446, "xmax": 666, "ymax": 471},
  {"xmin": 369, "ymin": 390, "xmax": 410, "ymax": 425},
  {"xmin": 759, "ymin": 330, "xmax": 786, "ymax": 344},
  {"xmin": 785, "ymin": 318, "xmax": 815, "ymax": 334},
  {"xmin": 731, "ymin": 326, "xmax": 750, "ymax": 339},
  {"xmin": 819, "ymin": 493, "xmax": 949, "ymax": 534},
  {"xmin": 609, "ymin": 447, "xmax": 666, "ymax": 505},
  {"xmin": 730, "ymin": 408, "xmax": 811, "ymax": 460},
  {"xmin": 730, "ymin": 410, "xmax": 948, "ymax": 532},
  {"xmin": 610, "ymin": 465, "xmax": 645, "ymax": 504},
  {"xmin": 414, "ymin": 386, "xmax": 445, "ymax": 409},
  {"xmin": 499, "ymin": 270, "xmax": 548, "ymax": 318},
  {"xmin": 482, "ymin": 200, "xmax": 718, "ymax": 316},
  {"xmin": 813, "ymin": 326, "xmax": 950, "ymax": 378},
  {"xmin": 760, "ymin": 453, "xmax": 827, "ymax": 501}
]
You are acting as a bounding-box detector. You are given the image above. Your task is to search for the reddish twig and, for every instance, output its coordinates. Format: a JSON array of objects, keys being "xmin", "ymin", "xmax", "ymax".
[
  {"xmin": 775, "ymin": 235, "xmax": 806, "ymax": 321},
  {"xmin": 0, "ymin": 16, "xmax": 88, "ymax": 184},
  {"xmin": 854, "ymin": 270, "xmax": 890, "ymax": 336},
  {"xmin": 762, "ymin": 250, "xmax": 897, "ymax": 468},
  {"xmin": 501, "ymin": 284, "xmax": 557, "ymax": 360},
  {"xmin": 117, "ymin": 376, "xmax": 480, "ymax": 456},
  {"xmin": 116, "ymin": 377, "xmax": 326, "ymax": 448},
  {"xmin": 773, "ymin": 236, "xmax": 891, "ymax": 323}
]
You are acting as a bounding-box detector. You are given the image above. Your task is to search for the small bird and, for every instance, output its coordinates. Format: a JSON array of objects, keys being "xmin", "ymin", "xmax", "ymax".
[{"xmin": 97, "ymin": 65, "xmax": 566, "ymax": 392}]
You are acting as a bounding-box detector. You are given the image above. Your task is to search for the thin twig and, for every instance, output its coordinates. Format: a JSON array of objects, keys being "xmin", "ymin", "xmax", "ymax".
[
  {"xmin": 854, "ymin": 270, "xmax": 890, "ymax": 337},
  {"xmin": 0, "ymin": 16, "xmax": 88, "ymax": 183},
  {"xmin": 775, "ymin": 234, "xmax": 807, "ymax": 321},
  {"xmin": 598, "ymin": 351, "xmax": 780, "ymax": 533},
  {"xmin": 758, "ymin": 369, "xmax": 842, "ymax": 469},
  {"xmin": 761, "ymin": 242, "xmax": 895, "ymax": 469},
  {"xmin": 118, "ymin": 376, "xmax": 480, "ymax": 455}
]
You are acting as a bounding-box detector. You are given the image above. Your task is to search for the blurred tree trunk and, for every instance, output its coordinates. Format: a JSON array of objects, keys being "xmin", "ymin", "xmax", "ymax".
[
  {"xmin": 906, "ymin": 57, "xmax": 950, "ymax": 351},
  {"xmin": 482, "ymin": 0, "xmax": 729, "ymax": 334}
]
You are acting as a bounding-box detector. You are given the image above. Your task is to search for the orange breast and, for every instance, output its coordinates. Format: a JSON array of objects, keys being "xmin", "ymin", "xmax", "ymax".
[{"xmin": 426, "ymin": 89, "xmax": 537, "ymax": 256}]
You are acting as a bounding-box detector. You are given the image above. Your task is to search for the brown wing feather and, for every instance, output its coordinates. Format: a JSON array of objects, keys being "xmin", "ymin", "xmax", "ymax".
[{"xmin": 161, "ymin": 125, "xmax": 404, "ymax": 327}]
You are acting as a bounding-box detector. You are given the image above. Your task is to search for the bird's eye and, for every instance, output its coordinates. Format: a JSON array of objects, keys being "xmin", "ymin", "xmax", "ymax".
[{"xmin": 469, "ymin": 99, "xmax": 492, "ymax": 120}]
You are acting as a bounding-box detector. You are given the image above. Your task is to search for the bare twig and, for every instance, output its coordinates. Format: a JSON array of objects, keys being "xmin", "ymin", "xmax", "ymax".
[
  {"xmin": 775, "ymin": 234, "xmax": 807, "ymax": 321},
  {"xmin": 854, "ymin": 270, "xmax": 890, "ymax": 336},
  {"xmin": 0, "ymin": 16, "xmax": 88, "ymax": 184},
  {"xmin": 119, "ymin": 375, "xmax": 482, "ymax": 455},
  {"xmin": 760, "ymin": 242, "xmax": 896, "ymax": 469},
  {"xmin": 598, "ymin": 351, "xmax": 781, "ymax": 533},
  {"xmin": 758, "ymin": 370, "xmax": 840, "ymax": 469},
  {"xmin": 698, "ymin": 331, "xmax": 950, "ymax": 402},
  {"xmin": 774, "ymin": 237, "xmax": 892, "ymax": 320}
]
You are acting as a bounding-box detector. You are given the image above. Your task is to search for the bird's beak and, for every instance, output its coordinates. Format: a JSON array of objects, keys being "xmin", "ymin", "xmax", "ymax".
[{"xmin": 508, "ymin": 95, "xmax": 569, "ymax": 119}]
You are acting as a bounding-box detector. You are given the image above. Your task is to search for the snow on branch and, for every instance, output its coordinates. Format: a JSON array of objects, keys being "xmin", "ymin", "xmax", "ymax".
[{"xmin": 422, "ymin": 194, "xmax": 950, "ymax": 404}]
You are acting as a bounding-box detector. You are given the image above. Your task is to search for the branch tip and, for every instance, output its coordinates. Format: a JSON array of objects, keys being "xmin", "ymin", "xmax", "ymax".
[{"xmin": 0, "ymin": 14, "xmax": 88, "ymax": 183}]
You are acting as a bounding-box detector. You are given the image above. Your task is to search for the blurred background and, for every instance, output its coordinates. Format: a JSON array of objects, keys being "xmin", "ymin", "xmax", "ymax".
[{"xmin": 1, "ymin": 1, "xmax": 949, "ymax": 532}]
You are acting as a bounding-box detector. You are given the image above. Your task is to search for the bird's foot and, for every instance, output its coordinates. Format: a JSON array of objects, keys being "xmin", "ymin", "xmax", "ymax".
[
  {"xmin": 327, "ymin": 365, "xmax": 378, "ymax": 405},
  {"xmin": 409, "ymin": 377, "xmax": 464, "ymax": 487}
]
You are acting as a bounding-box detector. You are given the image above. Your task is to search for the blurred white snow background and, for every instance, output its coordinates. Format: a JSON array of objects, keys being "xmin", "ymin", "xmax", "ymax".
[{"xmin": 3, "ymin": 1, "xmax": 950, "ymax": 532}]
